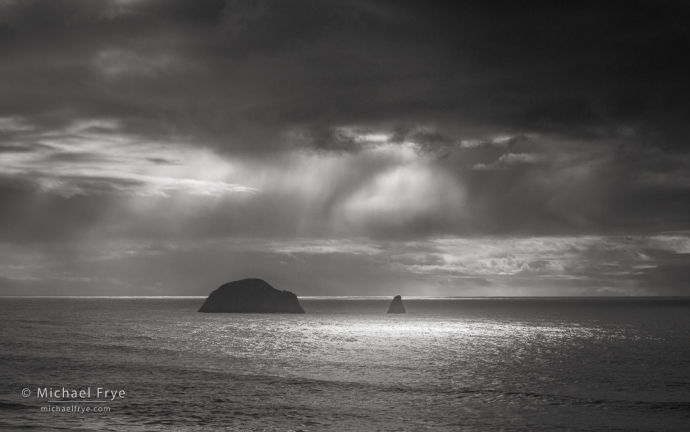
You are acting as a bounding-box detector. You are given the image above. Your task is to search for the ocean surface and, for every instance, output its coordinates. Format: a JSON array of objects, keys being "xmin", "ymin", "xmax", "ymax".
[{"xmin": 1, "ymin": 297, "xmax": 689, "ymax": 431}]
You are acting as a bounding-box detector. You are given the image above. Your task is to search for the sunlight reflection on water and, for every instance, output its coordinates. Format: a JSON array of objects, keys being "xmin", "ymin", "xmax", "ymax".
[{"xmin": 1, "ymin": 297, "xmax": 688, "ymax": 431}]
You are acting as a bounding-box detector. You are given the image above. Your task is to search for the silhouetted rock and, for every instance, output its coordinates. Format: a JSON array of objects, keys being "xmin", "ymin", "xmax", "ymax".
[
  {"xmin": 387, "ymin": 295, "xmax": 406, "ymax": 314},
  {"xmin": 198, "ymin": 279, "xmax": 305, "ymax": 313}
]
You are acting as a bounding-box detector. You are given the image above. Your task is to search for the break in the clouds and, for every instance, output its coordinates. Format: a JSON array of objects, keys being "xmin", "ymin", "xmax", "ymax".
[{"xmin": 1, "ymin": 0, "xmax": 689, "ymax": 295}]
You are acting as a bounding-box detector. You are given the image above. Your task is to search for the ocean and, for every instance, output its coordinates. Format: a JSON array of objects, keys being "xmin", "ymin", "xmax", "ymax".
[{"xmin": 1, "ymin": 297, "xmax": 689, "ymax": 431}]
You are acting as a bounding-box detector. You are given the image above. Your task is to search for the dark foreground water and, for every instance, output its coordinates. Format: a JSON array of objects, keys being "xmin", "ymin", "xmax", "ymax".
[{"xmin": 1, "ymin": 297, "xmax": 689, "ymax": 431}]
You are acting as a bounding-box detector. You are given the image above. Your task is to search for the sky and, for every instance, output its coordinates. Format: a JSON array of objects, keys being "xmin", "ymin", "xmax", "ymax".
[{"xmin": 1, "ymin": 0, "xmax": 689, "ymax": 296}]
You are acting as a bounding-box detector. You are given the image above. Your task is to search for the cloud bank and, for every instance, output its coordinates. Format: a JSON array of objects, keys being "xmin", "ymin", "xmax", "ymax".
[{"xmin": 1, "ymin": 1, "xmax": 689, "ymax": 295}]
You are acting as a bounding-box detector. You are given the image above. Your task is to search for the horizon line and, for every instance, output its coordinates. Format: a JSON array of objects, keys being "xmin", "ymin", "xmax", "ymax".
[{"xmin": 1, "ymin": 295, "xmax": 689, "ymax": 299}]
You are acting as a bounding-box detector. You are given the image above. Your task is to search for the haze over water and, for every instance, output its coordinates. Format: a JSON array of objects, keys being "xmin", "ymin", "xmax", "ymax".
[{"xmin": 1, "ymin": 297, "xmax": 689, "ymax": 431}]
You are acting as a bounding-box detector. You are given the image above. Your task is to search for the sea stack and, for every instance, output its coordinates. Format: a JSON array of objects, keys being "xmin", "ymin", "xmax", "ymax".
[
  {"xmin": 198, "ymin": 278, "xmax": 305, "ymax": 313},
  {"xmin": 387, "ymin": 295, "xmax": 406, "ymax": 314}
]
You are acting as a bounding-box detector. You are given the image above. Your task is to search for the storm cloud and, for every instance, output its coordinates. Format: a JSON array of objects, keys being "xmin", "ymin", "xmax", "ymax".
[{"xmin": 1, "ymin": 0, "xmax": 689, "ymax": 295}]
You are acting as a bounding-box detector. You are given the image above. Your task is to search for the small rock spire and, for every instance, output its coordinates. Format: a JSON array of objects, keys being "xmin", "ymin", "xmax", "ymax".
[{"xmin": 387, "ymin": 295, "xmax": 406, "ymax": 314}]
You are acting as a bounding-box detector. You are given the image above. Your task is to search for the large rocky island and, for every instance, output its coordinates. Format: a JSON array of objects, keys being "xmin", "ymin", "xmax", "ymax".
[{"xmin": 198, "ymin": 278, "xmax": 305, "ymax": 313}]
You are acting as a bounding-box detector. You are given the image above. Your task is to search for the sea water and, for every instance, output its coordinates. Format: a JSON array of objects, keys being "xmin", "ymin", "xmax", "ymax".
[{"xmin": 0, "ymin": 297, "xmax": 689, "ymax": 431}]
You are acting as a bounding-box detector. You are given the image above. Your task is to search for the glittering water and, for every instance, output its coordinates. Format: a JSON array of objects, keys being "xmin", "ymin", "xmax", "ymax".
[{"xmin": 1, "ymin": 297, "xmax": 689, "ymax": 431}]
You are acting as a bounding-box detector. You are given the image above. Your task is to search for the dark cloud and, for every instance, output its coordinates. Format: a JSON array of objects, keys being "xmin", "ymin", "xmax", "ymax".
[
  {"xmin": 146, "ymin": 157, "xmax": 184, "ymax": 165},
  {"xmin": 0, "ymin": 143, "xmax": 50, "ymax": 153},
  {"xmin": 2, "ymin": 1, "xmax": 690, "ymax": 295},
  {"xmin": 290, "ymin": 125, "xmax": 362, "ymax": 154},
  {"xmin": 0, "ymin": 0, "xmax": 687, "ymax": 152}
]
